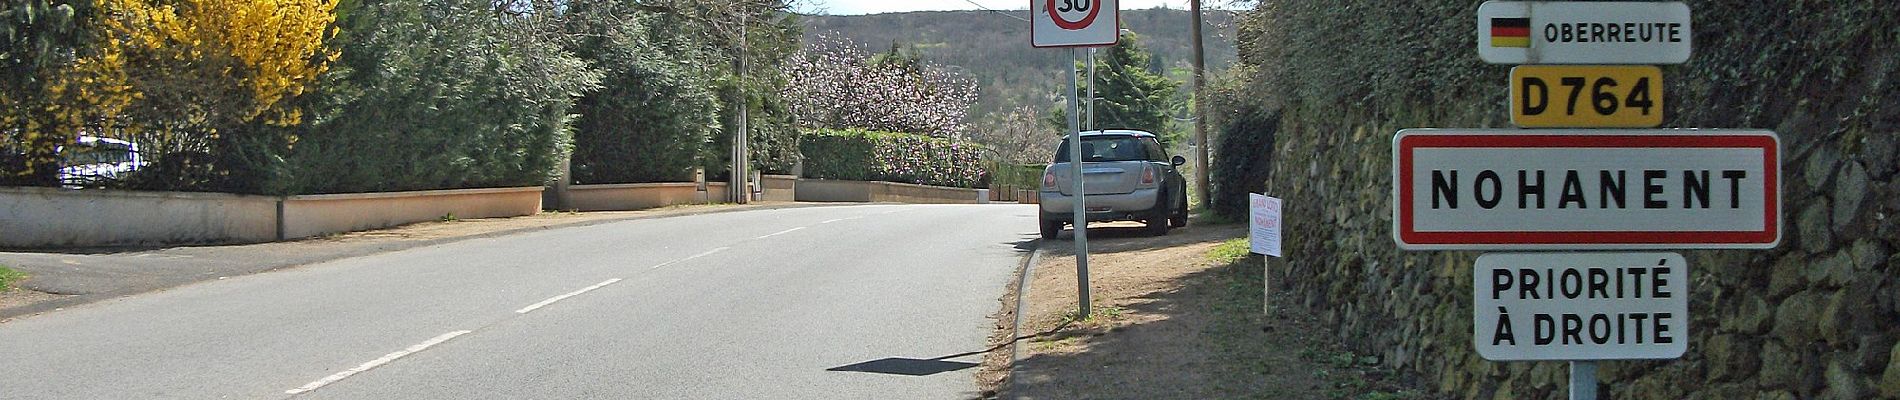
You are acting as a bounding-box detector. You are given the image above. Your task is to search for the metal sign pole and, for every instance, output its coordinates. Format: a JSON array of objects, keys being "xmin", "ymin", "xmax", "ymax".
[
  {"xmin": 1065, "ymin": 47, "xmax": 1092, "ymax": 320},
  {"xmin": 1570, "ymin": 361, "xmax": 1597, "ymax": 400}
]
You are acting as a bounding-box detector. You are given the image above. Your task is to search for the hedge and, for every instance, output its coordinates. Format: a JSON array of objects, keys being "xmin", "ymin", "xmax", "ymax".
[
  {"xmin": 799, "ymin": 129, "xmax": 989, "ymax": 188},
  {"xmin": 987, "ymin": 162, "xmax": 1045, "ymax": 190}
]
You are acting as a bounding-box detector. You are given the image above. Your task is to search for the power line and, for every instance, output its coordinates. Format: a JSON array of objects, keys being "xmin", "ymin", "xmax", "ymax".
[{"xmin": 960, "ymin": 0, "xmax": 1030, "ymax": 22}]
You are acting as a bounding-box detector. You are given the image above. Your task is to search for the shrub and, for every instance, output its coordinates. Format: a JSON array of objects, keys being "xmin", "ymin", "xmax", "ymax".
[
  {"xmin": 281, "ymin": 0, "xmax": 599, "ymax": 194},
  {"xmin": 799, "ymin": 129, "xmax": 990, "ymax": 188},
  {"xmin": 1208, "ymin": 106, "xmax": 1279, "ymax": 219},
  {"xmin": 987, "ymin": 162, "xmax": 1045, "ymax": 190},
  {"xmin": 568, "ymin": 11, "xmax": 721, "ymax": 184}
]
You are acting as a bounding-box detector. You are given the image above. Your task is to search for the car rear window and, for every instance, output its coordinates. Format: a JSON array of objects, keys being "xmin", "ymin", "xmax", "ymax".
[{"xmin": 1052, "ymin": 136, "xmax": 1156, "ymax": 163}]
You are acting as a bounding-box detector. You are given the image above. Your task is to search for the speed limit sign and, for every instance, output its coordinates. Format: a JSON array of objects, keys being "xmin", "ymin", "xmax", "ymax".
[{"xmin": 1031, "ymin": 0, "xmax": 1119, "ymax": 47}]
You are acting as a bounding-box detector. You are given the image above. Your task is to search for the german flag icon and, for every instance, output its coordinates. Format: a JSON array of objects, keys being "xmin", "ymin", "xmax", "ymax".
[{"xmin": 1491, "ymin": 17, "xmax": 1530, "ymax": 48}]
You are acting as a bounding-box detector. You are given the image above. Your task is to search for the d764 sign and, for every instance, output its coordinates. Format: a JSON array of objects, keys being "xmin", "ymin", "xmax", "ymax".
[{"xmin": 1511, "ymin": 65, "xmax": 1662, "ymax": 128}]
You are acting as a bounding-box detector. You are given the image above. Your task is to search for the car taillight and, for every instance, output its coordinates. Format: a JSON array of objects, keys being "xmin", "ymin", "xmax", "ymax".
[
  {"xmin": 1140, "ymin": 166, "xmax": 1157, "ymax": 186},
  {"xmin": 1043, "ymin": 169, "xmax": 1057, "ymax": 188}
]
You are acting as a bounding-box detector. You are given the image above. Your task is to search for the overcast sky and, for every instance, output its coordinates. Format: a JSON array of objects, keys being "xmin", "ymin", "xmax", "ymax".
[{"xmin": 795, "ymin": 0, "xmax": 1237, "ymax": 15}]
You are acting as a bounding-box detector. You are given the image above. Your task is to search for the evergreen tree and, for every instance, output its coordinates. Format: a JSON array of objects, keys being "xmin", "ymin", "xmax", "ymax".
[{"xmin": 1051, "ymin": 31, "xmax": 1183, "ymax": 145}]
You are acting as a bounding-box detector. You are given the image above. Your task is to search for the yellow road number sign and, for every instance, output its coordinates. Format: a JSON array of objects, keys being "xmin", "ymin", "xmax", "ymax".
[{"xmin": 1511, "ymin": 65, "xmax": 1662, "ymax": 128}]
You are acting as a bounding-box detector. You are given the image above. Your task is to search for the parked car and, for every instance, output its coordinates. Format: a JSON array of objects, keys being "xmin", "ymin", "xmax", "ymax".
[
  {"xmin": 1037, "ymin": 130, "xmax": 1189, "ymax": 239},
  {"xmin": 57, "ymin": 135, "xmax": 143, "ymax": 188}
]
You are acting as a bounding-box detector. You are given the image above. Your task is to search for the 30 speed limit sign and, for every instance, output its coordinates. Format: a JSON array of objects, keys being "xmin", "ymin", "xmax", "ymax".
[
  {"xmin": 1511, "ymin": 65, "xmax": 1663, "ymax": 128},
  {"xmin": 1031, "ymin": 0, "xmax": 1119, "ymax": 48}
]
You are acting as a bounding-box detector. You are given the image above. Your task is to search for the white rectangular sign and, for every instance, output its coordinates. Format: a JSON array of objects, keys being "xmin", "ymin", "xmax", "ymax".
[
  {"xmin": 1249, "ymin": 193, "xmax": 1282, "ymax": 257},
  {"xmin": 1031, "ymin": 0, "xmax": 1120, "ymax": 48},
  {"xmin": 1477, "ymin": 1, "xmax": 1692, "ymax": 64},
  {"xmin": 1474, "ymin": 252, "xmax": 1688, "ymax": 361},
  {"xmin": 1391, "ymin": 129, "xmax": 1780, "ymax": 250}
]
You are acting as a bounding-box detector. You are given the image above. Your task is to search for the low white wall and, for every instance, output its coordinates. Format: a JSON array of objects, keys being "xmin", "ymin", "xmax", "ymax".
[
  {"xmin": 794, "ymin": 179, "xmax": 981, "ymax": 204},
  {"xmin": 0, "ymin": 186, "xmax": 546, "ymax": 248},
  {"xmin": 565, "ymin": 182, "xmax": 729, "ymax": 212},
  {"xmin": 0, "ymin": 187, "xmax": 279, "ymax": 247},
  {"xmin": 279, "ymin": 187, "xmax": 543, "ymax": 240},
  {"xmin": 760, "ymin": 175, "xmax": 797, "ymax": 202}
]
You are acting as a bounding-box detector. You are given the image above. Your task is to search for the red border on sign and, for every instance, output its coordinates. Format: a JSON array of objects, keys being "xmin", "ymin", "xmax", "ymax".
[
  {"xmin": 1029, "ymin": 0, "xmax": 1120, "ymax": 48},
  {"xmin": 1046, "ymin": 0, "xmax": 1102, "ymax": 30},
  {"xmin": 1396, "ymin": 134, "xmax": 1779, "ymax": 246}
]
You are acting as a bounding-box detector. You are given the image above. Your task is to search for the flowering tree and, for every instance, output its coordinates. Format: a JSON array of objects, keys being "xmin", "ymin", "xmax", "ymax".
[
  {"xmin": 782, "ymin": 35, "xmax": 977, "ymax": 137},
  {"xmin": 969, "ymin": 105, "xmax": 1059, "ymax": 164},
  {"xmin": 1, "ymin": 0, "xmax": 132, "ymax": 185}
]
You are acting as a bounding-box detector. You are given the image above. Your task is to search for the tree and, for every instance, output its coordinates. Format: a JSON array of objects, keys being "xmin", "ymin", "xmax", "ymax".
[
  {"xmin": 782, "ymin": 34, "xmax": 978, "ymax": 137},
  {"xmin": 0, "ymin": 0, "xmax": 132, "ymax": 186},
  {"xmin": 1052, "ymin": 31, "xmax": 1184, "ymax": 145},
  {"xmin": 969, "ymin": 105, "xmax": 1058, "ymax": 164},
  {"xmin": 94, "ymin": 0, "xmax": 339, "ymax": 192},
  {"xmin": 566, "ymin": 3, "xmax": 722, "ymax": 184},
  {"xmin": 284, "ymin": 0, "xmax": 598, "ymax": 194}
]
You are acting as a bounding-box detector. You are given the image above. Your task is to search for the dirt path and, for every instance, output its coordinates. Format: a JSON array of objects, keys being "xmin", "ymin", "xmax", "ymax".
[{"xmin": 980, "ymin": 221, "xmax": 1436, "ymax": 399}]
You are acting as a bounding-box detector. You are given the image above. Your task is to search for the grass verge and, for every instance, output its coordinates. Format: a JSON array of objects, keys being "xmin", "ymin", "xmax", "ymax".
[
  {"xmin": 1201, "ymin": 238, "xmax": 1434, "ymax": 400},
  {"xmin": 0, "ymin": 264, "xmax": 24, "ymax": 292}
]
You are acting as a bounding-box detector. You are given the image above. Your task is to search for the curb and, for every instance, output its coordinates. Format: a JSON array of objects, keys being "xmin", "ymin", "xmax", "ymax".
[{"xmin": 1004, "ymin": 239, "xmax": 1044, "ymax": 395}]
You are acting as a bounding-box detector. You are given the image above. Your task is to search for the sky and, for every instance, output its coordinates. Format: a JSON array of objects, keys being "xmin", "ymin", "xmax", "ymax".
[{"xmin": 795, "ymin": 0, "xmax": 1235, "ymax": 16}]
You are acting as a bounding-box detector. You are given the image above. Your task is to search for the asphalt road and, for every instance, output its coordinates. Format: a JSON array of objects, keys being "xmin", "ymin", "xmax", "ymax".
[{"xmin": 0, "ymin": 204, "xmax": 1038, "ymax": 399}]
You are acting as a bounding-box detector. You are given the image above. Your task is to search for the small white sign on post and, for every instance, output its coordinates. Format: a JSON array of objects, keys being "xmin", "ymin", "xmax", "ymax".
[
  {"xmin": 1031, "ymin": 0, "xmax": 1120, "ymax": 48},
  {"xmin": 1249, "ymin": 193, "xmax": 1282, "ymax": 257},
  {"xmin": 1473, "ymin": 252, "xmax": 1689, "ymax": 361}
]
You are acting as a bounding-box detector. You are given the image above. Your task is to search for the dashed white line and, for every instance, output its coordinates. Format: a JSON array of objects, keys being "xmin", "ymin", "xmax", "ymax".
[
  {"xmin": 820, "ymin": 216, "xmax": 861, "ymax": 224},
  {"xmin": 286, "ymin": 330, "xmax": 471, "ymax": 395},
  {"xmin": 515, "ymin": 278, "xmax": 623, "ymax": 314},
  {"xmin": 650, "ymin": 246, "xmax": 731, "ymax": 269},
  {"xmin": 755, "ymin": 227, "xmax": 805, "ymax": 239}
]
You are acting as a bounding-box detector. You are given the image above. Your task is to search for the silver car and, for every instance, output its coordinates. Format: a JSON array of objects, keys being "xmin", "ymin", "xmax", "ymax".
[{"xmin": 1038, "ymin": 130, "xmax": 1189, "ymax": 239}]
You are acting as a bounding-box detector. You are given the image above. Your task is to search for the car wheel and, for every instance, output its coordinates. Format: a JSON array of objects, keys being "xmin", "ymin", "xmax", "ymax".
[
  {"xmin": 1039, "ymin": 219, "xmax": 1063, "ymax": 240},
  {"xmin": 1169, "ymin": 191, "xmax": 1189, "ymax": 228},
  {"xmin": 1145, "ymin": 217, "xmax": 1169, "ymax": 236}
]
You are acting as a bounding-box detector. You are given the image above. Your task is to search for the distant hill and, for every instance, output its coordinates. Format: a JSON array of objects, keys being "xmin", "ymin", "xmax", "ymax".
[{"xmin": 800, "ymin": 8, "xmax": 1240, "ymax": 123}]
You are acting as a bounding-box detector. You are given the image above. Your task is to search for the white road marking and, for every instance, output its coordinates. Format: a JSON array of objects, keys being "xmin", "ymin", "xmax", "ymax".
[
  {"xmin": 514, "ymin": 278, "xmax": 624, "ymax": 314},
  {"xmin": 285, "ymin": 330, "xmax": 472, "ymax": 395},
  {"xmin": 820, "ymin": 216, "xmax": 862, "ymax": 224},
  {"xmin": 755, "ymin": 227, "xmax": 805, "ymax": 239},
  {"xmin": 650, "ymin": 247, "xmax": 731, "ymax": 269}
]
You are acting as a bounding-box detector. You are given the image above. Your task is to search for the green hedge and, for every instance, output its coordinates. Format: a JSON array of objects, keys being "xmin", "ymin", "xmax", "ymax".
[
  {"xmin": 987, "ymin": 162, "xmax": 1045, "ymax": 189},
  {"xmin": 799, "ymin": 129, "xmax": 989, "ymax": 188}
]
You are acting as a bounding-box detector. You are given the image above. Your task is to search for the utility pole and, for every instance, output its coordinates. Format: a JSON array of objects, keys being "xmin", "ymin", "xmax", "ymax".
[
  {"xmin": 729, "ymin": 10, "xmax": 750, "ymax": 204},
  {"xmin": 1189, "ymin": 0, "xmax": 1210, "ymax": 211},
  {"xmin": 1086, "ymin": 48, "xmax": 1097, "ymax": 131}
]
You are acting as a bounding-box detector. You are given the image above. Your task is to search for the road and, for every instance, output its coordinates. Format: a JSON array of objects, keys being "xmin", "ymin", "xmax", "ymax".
[{"xmin": 0, "ymin": 204, "xmax": 1037, "ymax": 399}]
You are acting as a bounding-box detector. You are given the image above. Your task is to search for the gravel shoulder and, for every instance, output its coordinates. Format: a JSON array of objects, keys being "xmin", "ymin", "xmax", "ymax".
[{"xmin": 980, "ymin": 221, "xmax": 1438, "ymax": 399}]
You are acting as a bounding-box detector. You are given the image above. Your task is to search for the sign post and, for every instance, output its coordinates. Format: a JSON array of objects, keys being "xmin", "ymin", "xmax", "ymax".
[
  {"xmin": 1397, "ymin": 4, "xmax": 1776, "ymax": 398},
  {"xmin": 1033, "ymin": 0, "xmax": 1118, "ymax": 320},
  {"xmin": 1249, "ymin": 193, "xmax": 1283, "ymax": 315}
]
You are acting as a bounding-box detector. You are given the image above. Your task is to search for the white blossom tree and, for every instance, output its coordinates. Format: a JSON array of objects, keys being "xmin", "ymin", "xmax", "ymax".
[{"xmin": 781, "ymin": 35, "xmax": 978, "ymax": 137}]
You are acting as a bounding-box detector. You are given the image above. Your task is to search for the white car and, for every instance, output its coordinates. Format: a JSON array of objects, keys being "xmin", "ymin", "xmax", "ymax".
[
  {"xmin": 57, "ymin": 136, "xmax": 143, "ymax": 188},
  {"xmin": 1038, "ymin": 130, "xmax": 1189, "ymax": 239}
]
